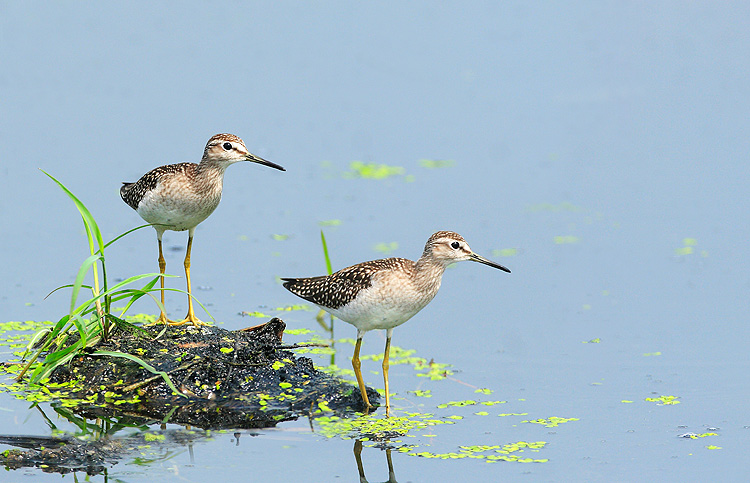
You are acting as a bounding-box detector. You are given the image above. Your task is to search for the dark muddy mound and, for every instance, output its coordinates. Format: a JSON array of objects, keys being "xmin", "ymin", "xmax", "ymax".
[{"xmin": 49, "ymin": 318, "xmax": 378, "ymax": 429}]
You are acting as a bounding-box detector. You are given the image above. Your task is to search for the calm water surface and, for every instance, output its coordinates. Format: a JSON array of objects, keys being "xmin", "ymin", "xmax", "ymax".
[{"xmin": 1, "ymin": 2, "xmax": 749, "ymax": 481}]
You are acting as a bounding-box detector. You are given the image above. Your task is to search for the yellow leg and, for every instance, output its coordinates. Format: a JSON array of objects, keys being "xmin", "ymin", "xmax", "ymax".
[
  {"xmin": 172, "ymin": 235, "xmax": 208, "ymax": 327},
  {"xmin": 382, "ymin": 333, "xmax": 392, "ymax": 417},
  {"xmin": 147, "ymin": 239, "xmax": 175, "ymax": 326},
  {"xmin": 352, "ymin": 336, "xmax": 372, "ymax": 411}
]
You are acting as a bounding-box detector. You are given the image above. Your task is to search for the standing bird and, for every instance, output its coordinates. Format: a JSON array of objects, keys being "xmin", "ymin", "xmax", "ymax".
[
  {"xmin": 282, "ymin": 231, "xmax": 510, "ymax": 415},
  {"xmin": 121, "ymin": 133, "xmax": 285, "ymax": 326}
]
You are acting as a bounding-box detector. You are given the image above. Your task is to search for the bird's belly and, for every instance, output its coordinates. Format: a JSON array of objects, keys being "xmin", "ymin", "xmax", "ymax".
[
  {"xmin": 137, "ymin": 191, "xmax": 219, "ymax": 231},
  {"xmin": 323, "ymin": 288, "xmax": 434, "ymax": 333}
]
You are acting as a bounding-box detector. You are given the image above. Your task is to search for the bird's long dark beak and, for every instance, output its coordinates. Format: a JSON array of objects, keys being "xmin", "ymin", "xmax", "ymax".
[
  {"xmin": 247, "ymin": 153, "xmax": 286, "ymax": 171},
  {"xmin": 469, "ymin": 253, "xmax": 511, "ymax": 273}
]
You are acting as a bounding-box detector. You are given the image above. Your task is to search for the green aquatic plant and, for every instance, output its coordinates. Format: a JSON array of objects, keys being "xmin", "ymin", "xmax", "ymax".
[
  {"xmin": 374, "ymin": 242, "xmax": 399, "ymax": 255},
  {"xmin": 645, "ymin": 395, "xmax": 680, "ymax": 405},
  {"xmin": 404, "ymin": 441, "xmax": 548, "ymax": 463},
  {"xmin": 345, "ymin": 161, "xmax": 406, "ymax": 180},
  {"xmin": 522, "ymin": 416, "xmax": 579, "ymax": 427},
  {"xmin": 491, "ymin": 248, "xmax": 518, "ymax": 257},
  {"xmin": 14, "ymin": 172, "xmax": 179, "ymax": 391}
]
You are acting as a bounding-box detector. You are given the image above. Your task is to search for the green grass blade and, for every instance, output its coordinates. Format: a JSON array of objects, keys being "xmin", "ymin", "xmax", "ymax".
[
  {"xmin": 70, "ymin": 253, "xmax": 103, "ymax": 314},
  {"xmin": 91, "ymin": 351, "xmax": 187, "ymax": 398},
  {"xmin": 40, "ymin": 170, "xmax": 104, "ymax": 254},
  {"xmin": 320, "ymin": 230, "xmax": 333, "ymax": 275},
  {"xmin": 103, "ymin": 223, "xmax": 153, "ymax": 250}
]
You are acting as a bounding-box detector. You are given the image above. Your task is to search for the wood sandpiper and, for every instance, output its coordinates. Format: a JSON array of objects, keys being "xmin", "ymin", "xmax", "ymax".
[
  {"xmin": 121, "ymin": 133, "xmax": 285, "ymax": 326},
  {"xmin": 282, "ymin": 231, "xmax": 510, "ymax": 415}
]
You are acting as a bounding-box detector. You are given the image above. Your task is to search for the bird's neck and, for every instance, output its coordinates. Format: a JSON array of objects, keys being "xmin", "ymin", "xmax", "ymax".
[
  {"xmin": 194, "ymin": 160, "xmax": 229, "ymax": 192},
  {"xmin": 413, "ymin": 254, "xmax": 448, "ymax": 295}
]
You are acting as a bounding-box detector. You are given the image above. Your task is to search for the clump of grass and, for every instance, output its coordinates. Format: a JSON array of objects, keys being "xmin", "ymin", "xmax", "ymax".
[{"xmin": 15, "ymin": 171, "xmax": 181, "ymax": 394}]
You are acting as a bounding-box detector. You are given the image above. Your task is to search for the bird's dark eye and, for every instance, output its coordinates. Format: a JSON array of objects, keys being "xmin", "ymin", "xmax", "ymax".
[
  {"xmin": 451, "ymin": 241, "xmax": 460, "ymax": 249},
  {"xmin": 222, "ymin": 142, "xmax": 233, "ymax": 150}
]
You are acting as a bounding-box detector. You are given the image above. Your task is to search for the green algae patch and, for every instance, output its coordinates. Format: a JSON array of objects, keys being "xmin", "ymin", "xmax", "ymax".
[
  {"xmin": 318, "ymin": 219, "xmax": 342, "ymax": 227},
  {"xmin": 404, "ymin": 441, "xmax": 548, "ymax": 463},
  {"xmin": 316, "ymin": 412, "xmax": 455, "ymax": 440},
  {"xmin": 345, "ymin": 161, "xmax": 406, "ymax": 180},
  {"xmin": 437, "ymin": 400, "xmax": 478, "ymax": 409},
  {"xmin": 374, "ymin": 242, "xmax": 399, "ymax": 255},
  {"xmin": 553, "ymin": 235, "xmax": 580, "ymax": 244},
  {"xmin": 522, "ymin": 416, "xmax": 579, "ymax": 428},
  {"xmin": 645, "ymin": 395, "xmax": 680, "ymax": 405},
  {"xmin": 361, "ymin": 345, "xmax": 454, "ymax": 381},
  {"xmin": 681, "ymin": 432, "xmax": 718, "ymax": 439},
  {"xmin": 240, "ymin": 311, "xmax": 272, "ymax": 318}
]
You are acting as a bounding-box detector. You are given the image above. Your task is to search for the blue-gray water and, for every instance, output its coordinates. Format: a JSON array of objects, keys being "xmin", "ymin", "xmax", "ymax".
[{"xmin": 2, "ymin": 2, "xmax": 749, "ymax": 481}]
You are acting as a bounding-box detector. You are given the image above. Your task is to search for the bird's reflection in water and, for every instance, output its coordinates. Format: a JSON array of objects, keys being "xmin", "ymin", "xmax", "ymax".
[{"xmin": 353, "ymin": 439, "xmax": 397, "ymax": 483}]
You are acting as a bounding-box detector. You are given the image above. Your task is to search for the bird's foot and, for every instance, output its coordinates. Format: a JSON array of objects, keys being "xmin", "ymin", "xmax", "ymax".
[
  {"xmin": 170, "ymin": 313, "xmax": 210, "ymax": 327},
  {"xmin": 145, "ymin": 313, "xmax": 177, "ymax": 326}
]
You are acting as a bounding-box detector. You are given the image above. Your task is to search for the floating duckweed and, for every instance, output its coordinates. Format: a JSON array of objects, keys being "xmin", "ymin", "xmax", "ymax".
[
  {"xmin": 474, "ymin": 388, "xmax": 493, "ymax": 395},
  {"xmin": 480, "ymin": 401, "xmax": 507, "ymax": 406},
  {"xmin": 405, "ymin": 441, "xmax": 549, "ymax": 463},
  {"xmin": 279, "ymin": 382, "xmax": 292, "ymax": 389},
  {"xmin": 143, "ymin": 433, "xmax": 166, "ymax": 442},
  {"xmin": 374, "ymin": 242, "xmax": 399, "ymax": 255},
  {"xmin": 499, "ymin": 413, "xmax": 529, "ymax": 417},
  {"xmin": 474, "ymin": 411, "xmax": 489, "ymax": 416},
  {"xmin": 621, "ymin": 400, "xmax": 634, "ymax": 403},
  {"xmin": 284, "ymin": 328, "xmax": 313, "ymax": 336},
  {"xmin": 522, "ymin": 416, "xmax": 579, "ymax": 427},
  {"xmin": 219, "ymin": 347, "xmax": 234, "ymax": 354},
  {"xmin": 553, "ymin": 235, "xmax": 580, "ymax": 244},
  {"xmin": 241, "ymin": 311, "xmax": 271, "ymax": 318},
  {"xmin": 318, "ymin": 219, "xmax": 342, "ymax": 227},
  {"xmin": 316, "ymin": 412, "xmax": 455, "ymax": 440},
  {"xmin": 645, "ymin": 395, "xmax": 680, "ymax": 405},
  {"xmin": 275, "ymin": 305, "xmax": 313, "ymax": 312},
  {"xmin": 411, "ymin": 390, "xmax": 432, "ymax": 398},
  {"xmin": 271, "ymin": 361, "xmax": 285, "ymax": 370},
  {"xmin": 272, "ymin": 234, "xmax": 290, "ymax": 241},
  {"xmin": 437, "ymin": 400, "xmax": 477, "ymax": 408},
  {"xmin": 680, "ymin": 432, "xmax": 718, "ymax": 439},
  {"xmin": 582, "ymin": 338, "xmax": 601, "ymax": 343},
  {"xmin": 706, "ymin": 445, "xmax": 722, "ymax": 450},
  {"xmin": 643, "ymin": 352, "xmax": 662, "ymax": 356},
  {"xmin": 675, "ymin": 238, "xmax": 701, "ymax": 256},
  {"xmin": 346, "ymin": 161, "xmax": 406, "ymax": 180}
]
